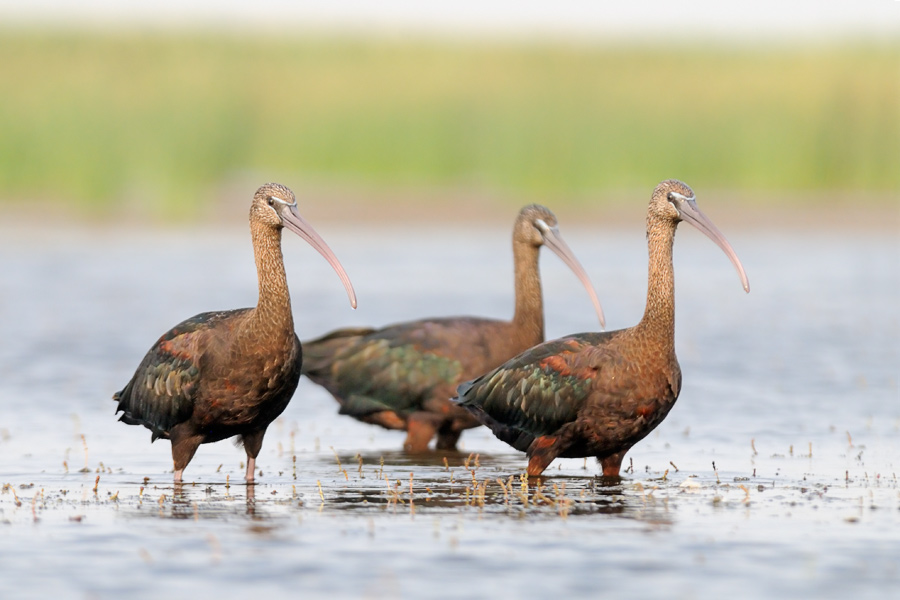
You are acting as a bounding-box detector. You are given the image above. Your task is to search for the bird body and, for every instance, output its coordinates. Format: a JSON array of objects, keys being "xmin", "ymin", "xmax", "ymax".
[
  {"xmin": 455, "ymin": 327, "xmax": 680, "ymax": 477},
  {"xmin": 115, "ymin": 308, "xmax": 300, "ymax": 442},
  {"xmin": 114, "ymin": 183, "xmax": 356, "ymax": 482},
  {"xmin": 301, "ymin": 204, "xmax": 605, "ymax": 452},
  {"xmin": 303, "ymin": 316, "xmax": 542, "ymax": 450},
  {"xmin": 455, "ymin": 180, "xmax": 749, "ymax": 477}
]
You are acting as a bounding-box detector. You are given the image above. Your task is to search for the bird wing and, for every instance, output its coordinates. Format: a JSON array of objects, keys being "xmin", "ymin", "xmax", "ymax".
[
  {"xmin": 454, "ymin": 332, "xmax": 622, "ymax": 451},
  {"xmin": 113, "ymin": 310, "xmax": 244, "ymax": 440},
  {"xmin": 300, "ymin": 326, "xmax": 378, "ymax": 378},
  {"xmin": 302, "ymin": 318, "xmax": 501, "ymax": 417}
]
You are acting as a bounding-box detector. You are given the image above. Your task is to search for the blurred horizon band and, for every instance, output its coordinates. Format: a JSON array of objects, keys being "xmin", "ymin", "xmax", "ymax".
[{"xmin": 0, "ymin": 31, "xmax": 896, "ymax": 221}]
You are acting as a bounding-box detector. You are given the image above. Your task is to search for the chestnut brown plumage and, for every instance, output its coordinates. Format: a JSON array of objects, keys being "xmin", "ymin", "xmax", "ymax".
[
  {"xmin": 454, "ymin": 180, "xmax": 749, "ymax": 477},
  {"xmin": 301, "ymin": 204, "xmax": 605, "ymax": 452},
  {"xmin": 113, "ymin": 183, "xmax": 357, "ymax": 483}
]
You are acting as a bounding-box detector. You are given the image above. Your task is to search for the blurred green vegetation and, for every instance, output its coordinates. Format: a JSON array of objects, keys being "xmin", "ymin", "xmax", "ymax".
[{"xmin": 0, "ymin": 32, "xmax": 896, "ymax": 219}]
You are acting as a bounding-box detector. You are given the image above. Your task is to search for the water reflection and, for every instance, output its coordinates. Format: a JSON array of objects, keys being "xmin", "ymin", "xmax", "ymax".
[
  {"xmin": 121, "ymin": 480, "xmax": 287, "ymax": 522},
  {"xmin": 115, "ymin": 458, "xmax": 674, "ymax": 527}
]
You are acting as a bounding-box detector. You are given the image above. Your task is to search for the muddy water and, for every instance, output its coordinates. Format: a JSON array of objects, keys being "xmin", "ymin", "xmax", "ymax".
[{"xmin": 0, "ymin": 221, "xmax": 897, "ymax": 599}]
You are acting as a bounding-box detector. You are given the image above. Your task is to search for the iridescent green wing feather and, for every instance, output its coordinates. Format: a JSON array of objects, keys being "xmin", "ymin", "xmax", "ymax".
[
  {"xmin": 304, "ymin": 319, "xmax": 484, "ymax": 418},
  {"xmin": 113, "ymin": 310, "xmax": 244, "ymax": 440},
  {"xmin": 456, "ymin": 332, "xmax": 620, "ymax": 445}
]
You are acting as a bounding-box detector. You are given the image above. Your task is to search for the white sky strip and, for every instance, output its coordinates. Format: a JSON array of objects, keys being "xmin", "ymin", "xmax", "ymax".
[{"xmin": 0, "ymin": 1, "xmax": 897, "ymax": 41}]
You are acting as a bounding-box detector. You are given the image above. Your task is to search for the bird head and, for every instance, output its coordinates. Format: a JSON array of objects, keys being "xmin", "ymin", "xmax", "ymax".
[
  {"xmin": 251, "ymin": 183, "xmax": 358, "ymax": 308},
  {"xmin": 650, "ymin": 179, "xmax": 750, "ymax": 293},
  {"xmin": 514, "ymin": 204, "xmax": 606, "ymax": 329}
]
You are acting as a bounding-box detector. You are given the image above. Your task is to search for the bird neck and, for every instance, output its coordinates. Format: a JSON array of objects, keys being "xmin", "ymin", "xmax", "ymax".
[
  {"xmin": 639, "ymin": 217, "xmax": 677, "ymax": 345},
  {"xmin": 249, "ymin": 220, "xmax": 294, "ymax": 335},
  {"xmin": 510, "ymin": 238, "xmax": 545, "ymax": 345}
]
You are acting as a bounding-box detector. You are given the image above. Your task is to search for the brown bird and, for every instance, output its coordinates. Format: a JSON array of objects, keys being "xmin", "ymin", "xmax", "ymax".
[
  {"xmin": 300, "ymin": 204, "xmax": 605, "ymax": 453},
  {"xmin": 113, "ymin": 183, "xmax": 357, "ymax": 483},
  {"xmin": 454, "ymin": 180, "xmax": 749, "ymax": 477}
]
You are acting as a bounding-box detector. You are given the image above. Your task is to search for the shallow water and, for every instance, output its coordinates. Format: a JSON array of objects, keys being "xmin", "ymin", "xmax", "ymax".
[{"xmin": 0, "ymin": 220, "xmax": 898, "ymax": 600}]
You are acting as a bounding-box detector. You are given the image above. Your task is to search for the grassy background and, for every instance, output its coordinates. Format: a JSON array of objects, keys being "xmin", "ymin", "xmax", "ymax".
[{"xmin": 0, "ymin": 32, "xmax": 897, "ymax": 220}]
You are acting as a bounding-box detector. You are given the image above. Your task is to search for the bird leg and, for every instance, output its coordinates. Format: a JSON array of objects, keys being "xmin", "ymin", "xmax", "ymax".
[
  {"xmin": 526, "ymin": 435, "xmax": 561, "ymax": 477},
  {"xmin": 240, "ymin": 430, "xmax": 266, "ymax": 482},
  {"xmin": 403, "ymin": 412, "xmax": 441, "ymax": 453},
  {"xmin": 170, "ymin": 429, "xmax": 203, "ymax": 483},
  {"xmin": 599, "ymin": 451, "xmax": 627, "ymax": 477},
  {"xmin": 435, "ymin": 425, "xmax": 462, "ymax": 451}
]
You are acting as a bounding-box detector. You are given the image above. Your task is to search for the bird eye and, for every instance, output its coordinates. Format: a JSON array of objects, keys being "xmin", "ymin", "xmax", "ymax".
[
  {"xmin": 666, "ymin": 192, "xmax": 675, "ymax": 202},
  {"xmin": 267, "ymin": 197, "xmax": 274, "ymax": 206}
]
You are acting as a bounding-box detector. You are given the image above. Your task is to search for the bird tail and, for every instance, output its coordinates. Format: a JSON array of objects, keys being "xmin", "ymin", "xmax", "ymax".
[
  {"xmin": 453, "ymin": 376, "xmax": 534, "ymax": 453},
  {"xmin": 454, "ymin": 392, "xmax": 535, "ymax": 453},
  {"xmin": 300, "ymin": 326, "xmax": 375, "ymax": 377},
  {"xmin": 111, "ymin": 385, "xmax": 170, "ymax": 441},
  {"xmin": 452, "ymin": 373, "xmax": 487, "ymax": 407}
]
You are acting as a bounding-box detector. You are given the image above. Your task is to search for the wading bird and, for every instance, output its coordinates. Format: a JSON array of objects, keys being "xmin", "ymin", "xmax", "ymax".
[
  {"xmin": 113, "ymin": 183, "xmax": 357, "ymax": 483},
  {"xmin": 454, "ymin": 180, "xmax": 749, "ymax": 477},
  {"xmin": 301, "ymin": 204, "xmax": 605, "ymax": 452}
]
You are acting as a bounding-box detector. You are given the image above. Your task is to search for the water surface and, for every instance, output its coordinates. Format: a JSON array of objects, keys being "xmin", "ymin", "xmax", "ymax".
[{"xmin": 0, "ymin": 221, "xmax": 897, "ymax": 599}]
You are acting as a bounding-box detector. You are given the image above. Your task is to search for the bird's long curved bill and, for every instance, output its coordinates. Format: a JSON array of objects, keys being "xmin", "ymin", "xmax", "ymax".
[
  {"xmin": 281, "ymin": 206, "xmax": 358, "ymax": 308},
  {"xmin": 543, "ymin": 228, "xmax": 606, "ymax": 329},
  {"xmin": 678, "ymin": 199, "xmax": 750, "ymax": 293}
]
